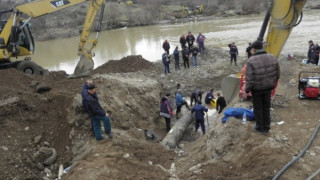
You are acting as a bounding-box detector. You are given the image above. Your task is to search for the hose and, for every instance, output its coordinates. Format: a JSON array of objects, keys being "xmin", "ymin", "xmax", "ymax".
[
  {"xmin": 272, "ymin": 123, "xmax": 320, "ymax": 180},
  {"xmin": 306, "ymin": 167, "xmax": 320, "ymax": 180}
]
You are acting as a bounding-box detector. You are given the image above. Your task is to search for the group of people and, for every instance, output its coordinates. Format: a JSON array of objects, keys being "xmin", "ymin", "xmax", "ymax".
[
  {"xmin": 159, "ymin": 84, "xmax": 226, "ymax": 135},
  {"xmin": 307, "ymin": 40, "xmax": 320, "ymax": 65},
  {"xmin": 162, "ymin": 31, "xmax": 206, "ymax": 75}
]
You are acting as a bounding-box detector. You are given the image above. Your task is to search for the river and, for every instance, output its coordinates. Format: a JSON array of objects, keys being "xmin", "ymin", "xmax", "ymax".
[{"xmin": 31, "ymin": 9, "xmax": 320, "ymax": 74}]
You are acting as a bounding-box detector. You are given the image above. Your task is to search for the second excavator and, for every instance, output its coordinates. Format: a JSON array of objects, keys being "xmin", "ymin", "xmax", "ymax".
[{"xmin": 0, "ymin": 0, "xmax": 106, "ymax": 78}]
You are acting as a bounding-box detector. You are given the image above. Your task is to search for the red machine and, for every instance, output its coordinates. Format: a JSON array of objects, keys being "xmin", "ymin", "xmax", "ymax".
[{"xmin": 298, "ymin": 72, "xmax": 320, "ymax": 99}]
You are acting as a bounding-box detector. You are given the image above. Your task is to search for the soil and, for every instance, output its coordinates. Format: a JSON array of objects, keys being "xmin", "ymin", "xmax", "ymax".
[{"xmin": 1, "ymin": 47, "xmax": 320, "ymax": 180}]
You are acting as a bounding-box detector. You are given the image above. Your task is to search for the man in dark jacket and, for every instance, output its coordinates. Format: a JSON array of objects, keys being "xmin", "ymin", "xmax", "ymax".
[
  {"xmin": 84, "ymin": 84, "xmax": 113, "ymax": 140},
  {"xmin": 191, "ymin": 45, "xmax": 199, "ymax": 67},
  {"xmin": 186, "ymin": 31, "xmax": 195, "ymax": 52},
  {"xmin": 191, "ymin": 101, "xmax": 208, "ymax": 135},
  {"xmin": 173, "ymin": 46, "xmax": 180, "ymax": 70},
  {"xmin": 182, "ymin": 47, "xmax": 190, "ymax": 69},
  {"xmin": 196, "ymin": 32, "xmax": 206, "ymax": 54},
  {"xmin": 160, "ymin": 93, "xmax": 174, "ymax": 132},
  {"xmin": 315, "ymin": 43, "xmax": 319, "ymax": 65},
  {"xmin": 246, "ymin": 43, "xmax": 252, "ymax": 59},
  {"xmin": 307, "ymin": 40, "xmax": 316, "ymax": 64},
  {"xmin": 179, "ymin": 35, "xmax": 187, "ymax": 49},
  {"xmin": 190, "ymin": 90, "xmax": 203, "ymax": 106},
  {"xmin": 228, "ymin": 42, "xmax": 239, "ymax": 66},
  {"xmin": 163, "ymin": 40, "xmax": 170, "ymax": 54},
  {"xmin": 205, "ymin": 89, "xmax": 215, "ymax": 104},
  {"xmin": 245, "ymin": 40, "xmax": 280, "ymax": 134},
  {"xmin": 216, "ymin": 93, "xmax": 226, "ymax": 114},
  {"xmin": 162, "ymin": 51, "xmax": 171, "ymax": 75},
  {"xmin": 81, "ymin": 79, "xmax": 95, "ymax": 135}
]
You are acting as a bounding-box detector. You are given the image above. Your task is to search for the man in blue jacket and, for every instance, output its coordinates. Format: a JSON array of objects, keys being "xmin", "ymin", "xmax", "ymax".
[
  {"xmin": 84, "ymin": 84, "xmax": 113, "ymax": 140},
  {"xmin": 191, "ymin": 101, "xmax": 208, "ymax": 135},
  {"xmin": 175, "ymin": 89, "xmax": 190, "ymax": 119},
  {"xmin": 205, "ymin": 89, "xmax": 215, "ymax": 104}
]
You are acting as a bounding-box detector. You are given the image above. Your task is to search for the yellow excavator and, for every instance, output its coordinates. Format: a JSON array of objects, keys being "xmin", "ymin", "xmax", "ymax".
[
  {"xmin": 0, "ymin": 0, "xmax": 106, "ymax": 78},
  {"xmin": 222, "ymin": 0, "xmax": 308, "ymax": 103}
]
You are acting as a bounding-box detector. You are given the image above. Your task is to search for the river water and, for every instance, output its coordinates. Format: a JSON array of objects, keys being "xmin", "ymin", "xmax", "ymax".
[{"xmin": 32, "ymin": 9, "xmax": 320, "ymax": 74}]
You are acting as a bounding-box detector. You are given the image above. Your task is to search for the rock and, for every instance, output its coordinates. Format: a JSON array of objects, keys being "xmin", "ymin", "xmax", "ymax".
[
  {"xmin": 25, "ymin": 127, "xmax": 29, "ymax": 131},
  {"xmin": 39, "ymin": 147, "xmax": 52, "ymax": 155},
  {"xmin": 34, "ymin": 135, "xmax": 42, "ymax": 144},
  {"xmin": 36, "ymin": 162, "xmax": 45, "ymax": 170},
  {"xmin": 2, "ymin": 146, "xmax": 8, "ymax": 151},
  {"xmin": 309, "ymin": 151, "xmax": 316, "ymax": 156},
  {"xmin": 189, "ymin": 163, "xmax": 202, "ymax": 172},
  {"xmin": 281, "ymin": 136, "xmax": 289, "ymax": 141},
  {"xmin": 148, "ymin": 161, "xmax": 153, "ymax": 165},
  {"xmin": 178, "ymin": 144, "xmax": 184, "ymax": 148},
  {"xmin": 44, "ymin": 168, "xmax": 51, "ymax": 174},
  {"xmin": 288, "ymin": 79, "xmax": 296, "ymax": 86},
  {"xmin": 42, "ymin": 177, "xmax": 50, "ymax": 180},
  {"xmin": 123, "ymin": 153, "xmax": 130, "ymax": 158},
  {"xmin": 36, "ymin": 84, "xmax": 51, "ymax": 93},
  {"xmin": 44, "ymin": 142, "xmax": 50, "ymax": 146},
  {"xmin": 30, "ymin": 81, "xmax": 39, "ymax": 88}
]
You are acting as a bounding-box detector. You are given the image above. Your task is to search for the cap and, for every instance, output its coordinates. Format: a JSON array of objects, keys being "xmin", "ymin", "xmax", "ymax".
[
  {"xmin": 251, "ymin": 40, "xmax": 263, "ymax": 49},
  {"xmin": 87, "ymin": 84, "xmax": 97, "ymax": 90}
]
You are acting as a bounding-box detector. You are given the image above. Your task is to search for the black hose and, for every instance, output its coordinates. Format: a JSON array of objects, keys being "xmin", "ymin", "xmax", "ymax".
[
  {"xmin": 306, "ymin": 167, "xmax": 320, "ymax": 180},
  {"xmin": 272, "ymin": 123, "xmax": 320, "ymax": 180}
]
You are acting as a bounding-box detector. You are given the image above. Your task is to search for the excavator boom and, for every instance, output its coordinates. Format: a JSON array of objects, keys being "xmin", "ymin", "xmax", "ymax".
[
  {"xmin": 222, "ymin": 0, "xmax": 308, "ymax": 103},
  {"xmin": 265, "ymin": 0, "xmax": 308, "ymax": 57}
]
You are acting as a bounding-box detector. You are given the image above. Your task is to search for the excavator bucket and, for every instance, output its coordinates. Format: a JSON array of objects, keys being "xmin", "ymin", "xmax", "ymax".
[
  {"xmin": 221, "ymin": 74, "xmax": 240, "ymax": 104},
  {"xmin": 68, "ymin": 55, "xmax": 94, "ymax": 78}
]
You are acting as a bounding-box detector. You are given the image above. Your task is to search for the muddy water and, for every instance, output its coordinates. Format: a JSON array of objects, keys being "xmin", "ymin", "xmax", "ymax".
[{"xmin": 32, "ymin": 10, "xmax": 320, "ymax": 73}]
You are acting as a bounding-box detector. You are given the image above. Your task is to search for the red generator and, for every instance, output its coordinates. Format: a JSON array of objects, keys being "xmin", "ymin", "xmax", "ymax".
[{"xmin": 298, "ymin": 72, "xmax": 320, "ymax": 99}]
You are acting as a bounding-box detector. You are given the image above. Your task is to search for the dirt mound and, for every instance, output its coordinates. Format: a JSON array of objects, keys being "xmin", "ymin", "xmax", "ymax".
[{"xmin": 93, "ymin": 55, "xmax": 154, "ymax": 74}]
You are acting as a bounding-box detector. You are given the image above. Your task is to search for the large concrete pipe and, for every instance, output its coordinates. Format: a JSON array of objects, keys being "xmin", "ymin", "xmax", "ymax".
[{"xmin": 161, "ymin": 113, "xmax": 194, "ymax": 149}]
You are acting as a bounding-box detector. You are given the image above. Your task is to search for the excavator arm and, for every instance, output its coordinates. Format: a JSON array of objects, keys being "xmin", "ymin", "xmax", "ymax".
[
  {"xmin": 263, "ymin": 0, "xmax": 308, "ymax": 57},
  {"xmin": 0, "ymin": 0, "xmax": 106, "ymax": 77},
  {"xmin": 222, "ymin": 0, "xmax": 308, "ymax": 103}
]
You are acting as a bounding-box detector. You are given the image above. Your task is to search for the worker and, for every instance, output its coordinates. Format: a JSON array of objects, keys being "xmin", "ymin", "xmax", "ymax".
[
  {"xmin": 205, "ymin": 89, "xmax": 215, "ymax": 104},
  {"xmin": 245, "ymin": 40, "xmax": 280, "ymax": 134},
  {"xmin": 81, "ymin": 79, "xmax": 95, "ymax": 135},
  {"xmin": 191, "ymin": 101, "xmax": 208, "ymax": 135},
  {"xmin": 190, "ymin": 90, "xmax": 203, "ymax": 106},
  {"xmin": 246, "ymin": 43, "xmax": 252, "ymax": 59},
  {"xmin": 162, "ymin": 39, "xmax": 170, "ymax": 54},
  {"xmin": 84, "ymin": 84, "xmax": 113, "ymax": 140},
  {"xmin": 175, "ymin": 83, "xmax": 181, "ymax": 96},
  {"xmin": 173, "ymin": 46, "xmax": 180, "ymax": 70},
  {"xmin": 186, "ymin": 31, "xmax": 195, "ymax": 52},
  {"xmin": 315, "ymin": 43, "xmax": 319, "ymax": 65},
  {"xmin": 191, "ymin": 45, "xmax": 199, "ymax": 67},
  {"xmin": 179, "ymin": 35, "xmax": 187, "ymax": 49},
  {"xmin": 175, "ymin": 89, "xmax": 190, "ymax": 119},
  {"xmin": 228, "ymin": 42, "xmax": 239, "ymax": 66},
  {"xmin": 216, "ymin": 93, "xmax": 226, "ymax": 114},
  {"xmin": 307, "ymin": 40, "xmax": 315, "ymax": 64},
  {"xmin": 162, "ymin": 51, "xmax": 171, "ymax": 75},
  {"xmin": 160, "ymin": 93, "xmax": 174, "ymax": 132},
  {"xmin": 196, "ymin": 32, "xmax": 206, "ymax": 54},
  {"xmin": 182, "ymin": 46, "xmax": 190, "ymax": 69}
]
